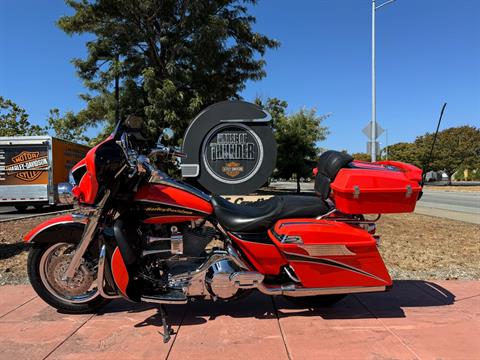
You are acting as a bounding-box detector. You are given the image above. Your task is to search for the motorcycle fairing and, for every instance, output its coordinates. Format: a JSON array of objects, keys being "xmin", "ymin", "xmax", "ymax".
[
  {"xmin": 134, "ymin": 182, "xmax": 213, "ymax": 220},
  {"xmin": 24, "ymin": 215, "xmax": 86, "ymax": 243},
  {"xmin": 111, "ymin": 247, "xmax": 129, "ymax": 297},
  {"xmin": 269, "ymin": 219, "xmax": 392, "ymax": 288}
]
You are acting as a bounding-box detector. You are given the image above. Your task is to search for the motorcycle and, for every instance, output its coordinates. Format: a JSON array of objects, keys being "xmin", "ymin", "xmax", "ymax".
[{"xmin": 24, "ymin": 116, "xmax": 423, "ymax": 342}]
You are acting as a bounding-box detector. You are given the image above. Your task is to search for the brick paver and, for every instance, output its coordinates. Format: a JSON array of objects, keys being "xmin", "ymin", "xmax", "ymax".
[{"xmin": 0, "ymin": 280, "xmax": 478, "ymax": 360}]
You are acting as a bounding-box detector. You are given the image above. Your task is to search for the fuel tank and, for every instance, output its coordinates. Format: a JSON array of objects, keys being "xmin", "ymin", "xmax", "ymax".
[{"xmin": 134, "ymin": 174, "xmax": 213, "ymax": 224}]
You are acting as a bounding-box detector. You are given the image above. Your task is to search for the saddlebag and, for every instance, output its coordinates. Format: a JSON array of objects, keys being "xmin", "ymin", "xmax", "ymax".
[{"xmin": 269, "ymin": 218, "xmax": 392, "ymax": 289}]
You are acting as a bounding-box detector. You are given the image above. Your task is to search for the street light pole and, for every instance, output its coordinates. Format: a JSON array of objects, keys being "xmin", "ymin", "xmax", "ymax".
[
  {"xmin": 371, "ymin": 0, "xmax": 395, "ymax": 162},
  {"xmin": 371, "ymin": 0, "xmax": 376, "ymax": 161}
]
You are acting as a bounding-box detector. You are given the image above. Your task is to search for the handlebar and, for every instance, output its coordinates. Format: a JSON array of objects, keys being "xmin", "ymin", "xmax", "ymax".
[
  {"xmin": 116, "ymin": 131, "xmax": 186, "ymax": 179},
  {"xmin": 149, "ymin": 145, "xmax": 187, "ymax": 159}
]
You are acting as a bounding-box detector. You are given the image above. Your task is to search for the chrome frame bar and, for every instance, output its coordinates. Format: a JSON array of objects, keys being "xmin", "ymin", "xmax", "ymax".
[
  {"xmin": 97, "ymin": 245, "xmax": 121, "ymax": 299},
  {"xmin": 65, "ymin": 190, "xmax": 110, "ymax": 280}
]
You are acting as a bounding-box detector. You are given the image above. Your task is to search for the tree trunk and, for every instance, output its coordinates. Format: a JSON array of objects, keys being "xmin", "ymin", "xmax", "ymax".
[
  {"xmin": 447, "ymin": 174, "xmax": 452, "ymax": 185},
  {"xmin": 296, "ymin": 174, "xmax": 301, "ymax": 193}
]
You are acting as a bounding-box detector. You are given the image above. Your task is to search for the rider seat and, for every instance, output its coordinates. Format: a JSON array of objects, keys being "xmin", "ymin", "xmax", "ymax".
[{"xmin": 211, "ymin": 195, "xmax": 330, "ymax": 232}]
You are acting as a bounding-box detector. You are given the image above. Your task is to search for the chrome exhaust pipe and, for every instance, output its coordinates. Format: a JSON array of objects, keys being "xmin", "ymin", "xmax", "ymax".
[{"xmin": 257, "ymin": 283, "xmax": 387, "ymax": 297}]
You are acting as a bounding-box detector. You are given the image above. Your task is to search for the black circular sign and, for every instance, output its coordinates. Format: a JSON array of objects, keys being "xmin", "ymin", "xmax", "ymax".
[
  {"xmin": 202, "ymin": 124, "xmax": 263, "ymax": 184},
  {"xmin": 181, "ymin": 100, "xmax": 277, "ymax": 195}
]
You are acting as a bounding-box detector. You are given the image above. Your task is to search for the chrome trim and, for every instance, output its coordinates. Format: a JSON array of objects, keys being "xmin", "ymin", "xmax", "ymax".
[
  {"xmin": 57, "ymin": 182, "xmax": 75, "ymax": 205},
  {"xmin": 219, "ymin": 109, "xmax": 272, "ymax": 123},
  {"xmin": 65, "ymin": 190, "xmax": 110, "ymax": 279},
  {"xmin": 316, "ymin": 208, "xmax": 337, "ymax": 220},
  {"xmin": 180, "ymin": 164, "xmax": 200, "ymax": 177},
  {"xmin": 284, "ymin": 265, "xmax": 301, "ymax": 283},
  {"xmin": 279, "ymin": 221, "xmax": 334, "ymax": 229},
  {"xmin": 298, "ymin": 244, "xmax": 356, "ymax": 256},
  {"xmin": 97, "ymin": 245, "xmax": 121, "ymax": 299},
  {"xmin": 257, "ymin": 284, "xmax": 386, "ymax": 297},
  {"xmin": 140, "ymin": 296, "xmax": 188, "ymax": 305}
]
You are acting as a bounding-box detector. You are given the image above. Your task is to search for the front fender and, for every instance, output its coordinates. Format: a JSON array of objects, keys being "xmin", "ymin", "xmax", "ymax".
[{"xmin": 24, "ymin": 215, "xmax": 86, "ymax": 244}]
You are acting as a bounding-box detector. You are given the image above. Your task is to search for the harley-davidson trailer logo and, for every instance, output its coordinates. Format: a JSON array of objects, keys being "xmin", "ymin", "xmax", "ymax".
[
  {"xmin": 5, "ymin": 151, "xmax": 48, "ymax": 182},
  {"xmin": 203, "ymin": 124, "xmax": 263, "ymax": 184},
  {"xmin": 222, "ymin": 162, "xmax": 244, "ymax": 178}
]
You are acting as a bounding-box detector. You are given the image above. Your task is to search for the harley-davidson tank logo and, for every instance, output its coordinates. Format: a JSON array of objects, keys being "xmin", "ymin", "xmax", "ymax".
[
  {"xmin": 221, "ymin": 162, "xmax": 244, "ymax": 178},
  {"xmin": 144, "ymin": 206, "xmax": 194, "ymax": 215},
  {"xmin": 5, "ymin": 151, "xmax": 48, "ymax": 182}
]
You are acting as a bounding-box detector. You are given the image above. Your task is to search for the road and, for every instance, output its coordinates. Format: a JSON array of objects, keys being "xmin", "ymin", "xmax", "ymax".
[
  {"xmin": 0, "ymin": 206, "xmax": 72, "ymax": 222},
  {"xmin": 269, "ymin": 182, "xmax": 479, "ymax": 223}
]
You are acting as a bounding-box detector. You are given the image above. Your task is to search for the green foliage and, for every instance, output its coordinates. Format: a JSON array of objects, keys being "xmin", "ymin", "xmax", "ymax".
[
  {"xmin": 57, "ymin": 0, "xmax": 279, "ymax": 144},
  {"xmin": 0, "ymin": 96, "xmax": 46, "ymax": 136},
  {"xmin": 351, "ymin": 152, "xmax": 371, "ymax": 162},
  {"xmin": 47, "ymin": 109, "xmax": 90, "ymax": 144},
  {"xmin": 414, "ymin": 126, "xmax": 480, "ymax": 180},
  {"xmin": 384, "ymin": 142, "xmax": 421, "ymax": 167},
  {"xmin": 274, "ymin": 108, "xmax": 329, "ymax": 192},
  {"xmin": 255, "ymin": 96, "xmax": 288, "ymax": 129}
]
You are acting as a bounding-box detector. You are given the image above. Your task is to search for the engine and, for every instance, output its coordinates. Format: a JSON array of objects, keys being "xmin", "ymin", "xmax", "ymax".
[{"xmin": 137, "ymin": 222, "xmax": 263, "ymax": 301}]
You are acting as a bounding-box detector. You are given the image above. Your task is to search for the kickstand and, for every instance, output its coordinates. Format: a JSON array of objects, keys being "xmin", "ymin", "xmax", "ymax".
[{"xmin": 158, "ymin": 304, "xmax": 173, "ymax": 343}]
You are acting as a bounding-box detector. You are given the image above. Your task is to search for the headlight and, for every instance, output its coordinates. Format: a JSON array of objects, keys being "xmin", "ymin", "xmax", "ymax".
[{"xmin": 57, "ymin": 182, "xmax": 75, "ymax": 205}]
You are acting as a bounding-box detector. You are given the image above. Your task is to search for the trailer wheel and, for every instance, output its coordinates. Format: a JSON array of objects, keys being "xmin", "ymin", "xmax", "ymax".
[
  {"xmin": 34, "ymin": 205, "xmax": 44, "ymax": 211},
  {"xmin": 14, "ymin": 205, "xmax": 28, "ymax": 212}
]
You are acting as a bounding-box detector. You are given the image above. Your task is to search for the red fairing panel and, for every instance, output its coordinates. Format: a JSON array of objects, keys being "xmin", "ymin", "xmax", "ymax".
[
  {"xmin": 111, "ymin": 247, "xmax": 129, "ymax": 296},
  {"xmin": 270, "ymin": 219, "xmax": 392, "ymax": 288},
  {"xmin": 228, "ymin": 232, "xmax": 287, "ymax": 275},
  {"xmin": 24, "ymin": 215, "xmax": 76, "ymax": 242},
  {"xmin": 135, "ymin": 183, "xmax": 213, "ymax": 215}
]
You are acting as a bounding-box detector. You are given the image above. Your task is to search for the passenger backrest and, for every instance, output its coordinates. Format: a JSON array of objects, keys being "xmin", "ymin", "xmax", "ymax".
[{"xmin": 314, "ymin": 150, "xmax": 353, "ymax": 199}]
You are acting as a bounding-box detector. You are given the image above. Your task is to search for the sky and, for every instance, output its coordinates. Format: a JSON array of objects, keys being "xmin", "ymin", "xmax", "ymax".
[{"xmin": 1, "ymin": 0, "xmax": 479, "ymax": 153}]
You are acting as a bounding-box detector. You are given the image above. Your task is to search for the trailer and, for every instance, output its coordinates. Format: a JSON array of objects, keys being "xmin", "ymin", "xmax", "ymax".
[{"xmin": 0, "ymin": 136, "xmax": 89, "ymax": 210}]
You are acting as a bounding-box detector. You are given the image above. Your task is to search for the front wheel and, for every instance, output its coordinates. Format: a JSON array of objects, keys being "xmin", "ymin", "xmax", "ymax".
[{"xmin": 28, "ymin": 243, "xmax": 110, "ymax": 313}]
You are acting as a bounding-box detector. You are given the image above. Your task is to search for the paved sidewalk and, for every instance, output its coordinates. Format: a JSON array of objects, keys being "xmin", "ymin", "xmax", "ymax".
[{"xmin": 0, "ymin": 280, "xmax": 479, "ymax": 359}]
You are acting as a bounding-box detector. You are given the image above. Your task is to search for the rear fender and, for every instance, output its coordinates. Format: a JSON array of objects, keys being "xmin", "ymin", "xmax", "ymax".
[{"xmin": 24, "ymin": 215, "xmax": 86, "ymax": 244}]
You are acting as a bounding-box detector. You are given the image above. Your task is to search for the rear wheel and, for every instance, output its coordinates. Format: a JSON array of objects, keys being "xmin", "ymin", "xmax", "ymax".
[
  {"xmin": 14, "ymin": 205, "xmax": 28, "ymax": 212},
  {"xmin": 28, "ymin": 243, "xmax": 110, "ymax": 313},
  {"xmin": 284, "ymin": 294, "xmax": 347, "ymax": 307}
]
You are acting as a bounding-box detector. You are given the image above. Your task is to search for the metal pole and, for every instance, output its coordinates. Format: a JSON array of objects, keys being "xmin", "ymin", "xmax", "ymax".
[
  {"xmin": 385, "ymin": 128, "xmax": 388, "ymax": 160},
  {"xmin": 114, "ymin": 53, "xmax": 120, "ymax": 124},
  {"xmin": 371, "ymin": 0, "xmax": 377, "ymax": 162}
]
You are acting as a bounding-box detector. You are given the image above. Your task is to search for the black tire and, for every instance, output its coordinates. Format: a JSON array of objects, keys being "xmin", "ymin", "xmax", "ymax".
[
  {"xmin": 284, "ymin": 294, "xmax": 347, "ymax": 308},
  {"xmin": 28, "ymin": 244, "xmax": 110, "ymax": 314},
  {"xmin": 15, "ymin": 205, "xmax": 28, "ymax": 212},
  {"xmin": 33, "ymin": 205, "xmax": 43, "ymax": 211}
]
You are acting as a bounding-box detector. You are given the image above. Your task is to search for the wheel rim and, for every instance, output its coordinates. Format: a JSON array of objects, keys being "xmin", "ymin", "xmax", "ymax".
[{"xmin": 39, "ymin": 243, "xmax": 100, "ymax": 304}]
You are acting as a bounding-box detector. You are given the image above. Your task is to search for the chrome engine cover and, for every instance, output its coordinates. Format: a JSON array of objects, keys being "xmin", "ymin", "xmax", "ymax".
[
  {"xmin": 205, "ymin": 259, "xmax": 239, "ymax": 299},
  {"xmin": 169, "ymin": 248, "xmax": 264, "ymax": 300}
]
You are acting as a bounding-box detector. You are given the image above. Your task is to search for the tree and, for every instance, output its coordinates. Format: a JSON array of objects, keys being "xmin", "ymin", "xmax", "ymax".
[
  {"xmin": 383, "ymin": 142, "xmax": 421, "ymax": 167},
  {"xmin": 57, "ymin": 0, "xmax": 279, "ymax": 144},
  {"xmin": 351, "ymin": 152, "xmax": 371, "ymax": 162},
  {"xmin": 275, "ymin": 108, "xmax": 329, "ymax": 192},
  {"xmin": 47, "ymin": 109, "xmax": 90, "ymax": 144},
  {"xmin": 415, "ymin": 126, "xmax": 480, "ymax": 184},
  {"xmin": 0, "ymin": 96, "xmax": 46, "ymax": 136}
]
